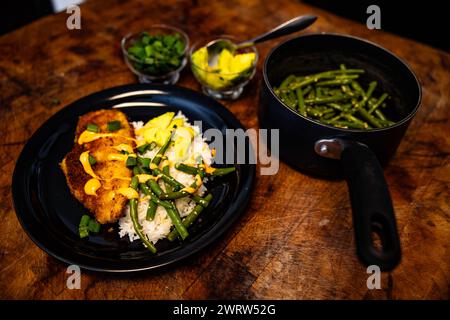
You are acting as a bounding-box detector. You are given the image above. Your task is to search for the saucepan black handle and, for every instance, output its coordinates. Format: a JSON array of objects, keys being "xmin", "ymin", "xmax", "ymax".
[{"xmin": 340, "ymin": 142, "xmax": 401, "ymax": 271}]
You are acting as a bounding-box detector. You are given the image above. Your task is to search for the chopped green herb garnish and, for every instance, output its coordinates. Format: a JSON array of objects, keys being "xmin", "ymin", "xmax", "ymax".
[
  {"xmin": 79, "ymin": 229, "xmax": 89, "ymax": 238},
  {"xmin": 79, "ymin": 215, "xmax": 91, "ymax": 238},
  {"xmin": 126, "ymin": 156, "xmax": 137, "ymax": 167},
  {"xmin": 86, "ymin": 123, "xmax": 99, "ymax": 133},
  {"xmin": 87, "ymin": 219, "xmax": 101, "ymax": 233},
  {"xmin": 127, "ymin": 32, "xmax": 186, "ymax": 75},
  {"xmin": 133, "ymin": 166, "xmax": 144, "ymax": 175},
  {"xmin": 88, "ymin": 154, "xmax": 97, "ymax": 166},
  {"xmin": 107, "ymin": 120, "xmax": 122, "ymax": 131},
  {"xmin": 137, "ymin": 157, "xmax": 151, "ymax": 168},
  {"xmin": 79, "ymin": 215, "xmax": 101, "ymax": 238},
  {"xmin": 136, "ymin": 143, "xmax": 149, "ymax": 154}
]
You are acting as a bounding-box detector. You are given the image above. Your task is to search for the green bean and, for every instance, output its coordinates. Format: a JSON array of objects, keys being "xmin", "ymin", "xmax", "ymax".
[
  {"xmin": 349, "ymin": 96, "xmax": 368, "ymax": 115},
  {"xmin": 332, "ymin": 120, "xmax": 367, "ymax": 129},
  {"xmin": 280, "ymin": 74, "xmax": 296, "ymax": 89},
  {"xmin": 159, "ymin": 176, "xmax": 203, "ymax": 200},
  {"xmin": 342, "ymin": 113, "xmax": 371, "ymax": 129},
  {"xmin": 305, "ymin": 95, "xmax": 351, "ymax": 104},
  {"xmin": 165, "ymin": 205, "xmax": 189, "ymax": 240},
  {"xmin": 140, "ymin": 183, "xmax": 172, "ymax": 210},
  {"xmin": 302, "ymin": 85, "xmax": 313, "ymax": 96},
  {"xmin": 149, "ymin": 172, "xmax": 187, "ymax": 236},
  {"xmin": 322, "ymin": 112, "xmax": 337, "ymax": 120},
  {"xmin": 315, "ymin": 87, "xmax": 322, "ymax": 98},
  {"xmin": 296, "ymin": 87, "xmax": 306, "ymax": 116},
  {"xmin": 374, "ymin": 109, "xmax": 387, "ymax": 121},
  {"xmin": 350, "ymin": 81, "xmax": 365, "ymax": 94},
  {"xmin": 147, "ymin": 179, "xmax": 163, "ymax": 197},
  {"xmin": 275, "ymin": 67, "xmax": 394, "ymax": 129},
  {"xmin": 211, "ymin": 167, "xmax": 236, "ymax": 177},
  {"xmin": 151, "ymin": 134, "xmax": 172, "ymax": 166},
  {"xmin": 160, "ymin": 165, "xmax": 205, "ymax": 200},
  {"xmin": 129, "ymin": 198, "xmax": 157, "ymax": 253},
  {"xmin": 335, "ymin": 74, "xmax": 360, "ymax": 80},
  {"xmin": 342, "ymin": 103, "xmax": 353, "ymax": 112},
  {"xmin": 131, "ymin": 178, "xmax": 157, "ymax": 239},
  {"xmin": 328, "ymin": 103, "xmax": 346, "ymax": 112},
  {"xmin": 162, "ymin": 163, "xmax": 173, "ymax": 193},
  {"xmin": 366, "ymin": 81, "xmax": 377, "ymax": 100},
  {"xmin": 357, "ymin": 108, "xmax": 383, "ymax": 128},
  {"xmin": 306, "ymin": 107, "xmax": 323, "ymax": 118},
  {"xmin": 316, "ymin": 79, "xmax": 353, "ymax": 86},
  {"xmin": 349, "ymin": 81, "xmax": 376, "ymax": 114},
  {"xmin": 368, "ymin": 97, "xmax": 378, "ymax": 106},
  {"xmin": 287, "ymin": 69, "xmax": 365, "ymax": 91},
  {"xmin": 139, "ymin": 183, "xmax": 157, "ymax": 220},
  {"xmin": 167, "ymin": 194, "xmax": 213, "ymax": 241},
  {"xmin": 146, "ymin": 200, "xmax": 157, "ymax": 220},
  {"xmin": 159, "ymin": 190, "xmax": 190, "ymax": 200},
  {"xmin": 175, "ymin": 163, "xmax": 235, "ymax": 177},
  {"xmin": 139, "ymin": 183, "xmax": 188, "ymax": 239},
  {"xmin": 152, "ymin": 168, "xmax": 184, "ymax": 190},
  {"xmin": 341, "ymin": 84, "xmax": 357, "ymax": 97},
  {"xmin": 287, "ymin": 91, "xmax": 297, "ymax": 107},
  {"xmin": 328, "ymin": 88, "xmax": 342, "ymax": 96},
  {"xmin": 321, "ymin": 108, "xmax": 335, "ymax": 114},
  {"xmin": 160, "ymin": 163, "xmax": 184, "ymax": 232},
  {"xmin": 368, "ymin": 93, "xmax": 388, "ymax": 114},
  {"xmin": 175, "ymin": 163, "xmax": 198, "ymax": 175},
  {"xmin": 378, "ymin": 118, "xmax": 395, "ymax": 126},
  {"xmin": 192, "ymin": 194, "xmax": 211, "ymax": 207},
  {"xmin": 325, "ymin": 114, "xmax": 343, "ymax": 124},
  {"xmin": 281, "ymin": 91, "xmax": 296, "ymax": 110}
]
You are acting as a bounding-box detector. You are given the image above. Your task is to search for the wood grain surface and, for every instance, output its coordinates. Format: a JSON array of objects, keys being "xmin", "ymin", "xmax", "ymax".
[{"xmin": 0, "ymin": 0, "xmax": 449, "ymax": 299}]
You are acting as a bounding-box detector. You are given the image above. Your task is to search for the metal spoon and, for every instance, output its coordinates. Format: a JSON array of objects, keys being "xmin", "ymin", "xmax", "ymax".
[{"xmin": 206, "ymin": 15, "xmax": 317, "ymax": 66}]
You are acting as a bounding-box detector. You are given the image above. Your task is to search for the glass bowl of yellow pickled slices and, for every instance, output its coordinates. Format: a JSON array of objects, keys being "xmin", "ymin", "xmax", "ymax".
[{"xmin": 189, "ymin": 36, "xmax": 258, "ymax": 100}]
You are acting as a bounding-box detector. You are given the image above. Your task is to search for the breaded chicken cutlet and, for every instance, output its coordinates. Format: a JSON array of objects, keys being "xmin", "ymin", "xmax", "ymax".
[{"xmin": 60, "ymin": 109, "xmax": 136, "ymax": 224}]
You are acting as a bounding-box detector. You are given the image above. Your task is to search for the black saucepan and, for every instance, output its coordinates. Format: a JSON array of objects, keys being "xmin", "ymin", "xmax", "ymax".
[{"xmin": 259, "ymin": 33, "xmax": 421, "ymax": 271}]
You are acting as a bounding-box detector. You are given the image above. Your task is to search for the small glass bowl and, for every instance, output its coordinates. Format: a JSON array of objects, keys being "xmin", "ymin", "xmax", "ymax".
[
  {"xmin": 121, "ymin": 25, "xmax": 189, "ymax": 84},
  {"xmin": 189, "ymin": 36, "xmax": 258, "ymax": 100}
]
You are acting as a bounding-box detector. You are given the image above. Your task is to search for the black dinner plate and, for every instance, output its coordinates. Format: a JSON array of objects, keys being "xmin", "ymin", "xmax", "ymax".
[{"xmin": 12, "ymin": 84, "xmax": 255, "ymax": 272}]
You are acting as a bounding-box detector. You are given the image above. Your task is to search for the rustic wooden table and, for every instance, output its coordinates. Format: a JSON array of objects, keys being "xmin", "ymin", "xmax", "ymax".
[{"xmin": 0, "ymin": 0, "xmax": 449, "ymax": 300}]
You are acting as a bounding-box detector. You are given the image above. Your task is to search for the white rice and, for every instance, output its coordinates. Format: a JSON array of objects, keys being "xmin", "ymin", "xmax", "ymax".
[{"xmin": 118, "ymin": 111, "xmax": 211, "ymax": 244}]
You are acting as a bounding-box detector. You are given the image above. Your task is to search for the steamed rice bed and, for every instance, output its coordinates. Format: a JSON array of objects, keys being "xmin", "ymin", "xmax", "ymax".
[{"xmin": 118, "ymin": 111, "xmax": 212, "ymax": 244}]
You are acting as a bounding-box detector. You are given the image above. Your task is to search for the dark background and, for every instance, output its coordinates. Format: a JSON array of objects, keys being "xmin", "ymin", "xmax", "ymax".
[
  {"xmin": 305, "ymin": 0, "xmax": 448, "ymax": 51},
  {"xmin": 0, "ymin": 0, "xmax": 447, "ymax": 52}
]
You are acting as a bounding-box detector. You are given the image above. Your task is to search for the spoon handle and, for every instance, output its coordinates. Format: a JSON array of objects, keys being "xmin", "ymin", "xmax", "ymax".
[{"xmin": 240, "ymin": 15, "xmax": 317, "ymax": 47}]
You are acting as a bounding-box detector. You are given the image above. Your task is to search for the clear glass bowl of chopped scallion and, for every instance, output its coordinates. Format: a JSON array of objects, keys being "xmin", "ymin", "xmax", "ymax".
[{"xmin": 121, "ymin": 25, "xmax": 189, "ymax": 84}]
